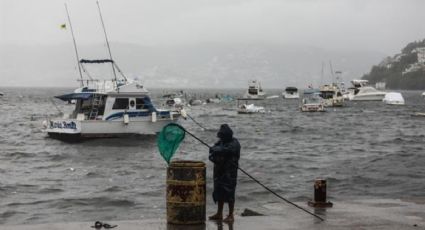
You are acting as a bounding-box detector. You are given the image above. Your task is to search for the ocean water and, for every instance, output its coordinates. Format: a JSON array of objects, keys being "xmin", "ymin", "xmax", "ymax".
[{"xmin": 0, "ymin": 87, "xmax": 425, "ymax": 225}]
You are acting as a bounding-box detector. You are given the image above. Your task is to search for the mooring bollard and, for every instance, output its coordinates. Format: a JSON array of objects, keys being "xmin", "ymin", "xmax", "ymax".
[
  {"xmin": 166, "ymin": 160, "xmax": 206, "ymax": 224},
  {"xmin": 308, "ymin": 178, "xmax": 333, "ymax": 208}
]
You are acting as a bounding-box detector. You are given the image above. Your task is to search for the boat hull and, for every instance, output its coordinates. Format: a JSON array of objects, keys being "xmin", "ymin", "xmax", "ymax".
[
  {"xmin": 46, "ymin": 117, "xmax": 178, "ymax": 141},
  {"xmin": 282, "ymin": 93, "xmax": 299, "ymax": 99},
  {"xmin": 351, "ymin": 93, "xmax": 386, "ymax": 101},
  {"xmin": 300, "ymin": 104, "xmax": 325, "ymax": 112}
]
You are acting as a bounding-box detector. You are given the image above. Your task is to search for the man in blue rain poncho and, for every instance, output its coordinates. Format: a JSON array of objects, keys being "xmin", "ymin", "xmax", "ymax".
[{"xmin": 208, "ymin": 124, "xmax": 241, "ymax": 222}]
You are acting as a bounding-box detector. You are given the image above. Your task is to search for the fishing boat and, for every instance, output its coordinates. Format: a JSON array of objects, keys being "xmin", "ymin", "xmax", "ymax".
[
  {"xmin": 243, "ymin": 80, "xmax": 266, "ymax": 99},
  {"xmin": 319, "ymin": 84, "xmax": 344, "ymax": 107},
  {"xmin": 0, "ymin": 92, "xmax": 3, "ymax": 96},
  {"xmin": 282, "ymin": 87, "xmax": 299, "ymax": 99},
  {"xmin": 300, "ymin": 89, "xmax": 325, "ymax": 112},
  {"xmin": 43, "ymin": 2, "xmax": 184, "ymax": 140},
  {"xmin": 45, "ymin": 80, "xmax": 184, "ymax": 140}
]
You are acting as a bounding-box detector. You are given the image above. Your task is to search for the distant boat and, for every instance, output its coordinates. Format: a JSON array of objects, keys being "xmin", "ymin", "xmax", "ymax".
[
  {"xmin": 319, "ymin": 84, "xmax": 344, "ymax": 107},
  {"xmin": 351, "ymin": 87, "xmax": 386, "ymax": 101},
  {"xmin": 383, "ymin": 92, "xmax": 405, "ymax": 105},
  {"xmin": 237, "ymin": 104, "xmax": 266, "ymax": 114},
  {"xmin": 243, "ymin": 80, "xmax": 266, "ymax": 99},
  {"xmin": 236, "ymin": 98, "xmax": 266, "ymax": 114},
  {"xmin": 348, "ymin": 80, "xmax": 386, "ymax": 101},
  {"xmin": 300, "ymin": 89, "xmax": 325, "ymax": 112},
  {"xmin": 282, "ymin": 87, "xmax": 299, "ymax": 99},
  {"xmin": 422, "ymin": 92, "xmax": 425, "ymax": 98},
  {"xmin": 0, "ymin": 92, "xmax": 3, "ymax": 96},
  {"xmin": 189, "ymin": 99, "xmax": 203, "ymax": 106}
]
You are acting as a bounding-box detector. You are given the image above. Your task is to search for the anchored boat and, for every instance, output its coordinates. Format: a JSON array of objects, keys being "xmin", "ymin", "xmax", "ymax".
[
  {"xmin": 282, "ymin": 87, "xmax": 299, "ymax": 99},
  {"xmin": 243, "ymin": 80, "xmax": 266, "ymax": 99},
  {"xmin": 45, "ymin": 80, "xmax": 184, "ymax": 140},
  {"xmin": 319, "ymin": 84, "xmax": 344, "ymax": 107},
  {"xmin": 300, "ymin": 89, "xmax": 325, "ymax": 112},
  {"xmin": 43, "ymin": 3, "xmax": 184, "ymax": 140}
]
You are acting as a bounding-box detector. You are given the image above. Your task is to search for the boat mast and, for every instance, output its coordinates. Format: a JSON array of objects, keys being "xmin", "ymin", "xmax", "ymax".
[
  {"xmin": 329, "ymin": 61, "xmax": 335, "ymax": 84},
  {"xmin": 64, "ymin": 3, "xmax": 84, "ymax": 87},
  {"xmin": 96, "ymin": 0, "xmax": 118, "ymax": 83}
]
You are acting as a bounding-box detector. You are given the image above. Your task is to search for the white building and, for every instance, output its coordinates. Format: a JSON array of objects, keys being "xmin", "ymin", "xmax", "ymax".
[{"xmin": 416, "ymin": 47, "xmax": 425, "ymax": 64}]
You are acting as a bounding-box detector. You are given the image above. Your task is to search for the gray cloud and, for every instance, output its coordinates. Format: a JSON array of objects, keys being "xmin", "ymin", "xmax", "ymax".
[{"xmin": 1, "ymin": 0, "xmax": 424, "ymax": 87}]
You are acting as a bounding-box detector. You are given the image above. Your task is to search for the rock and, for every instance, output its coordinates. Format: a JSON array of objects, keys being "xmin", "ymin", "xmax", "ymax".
[{"xmin": 241, "ymin": 208, "xmax": 264, "ymax": 217}]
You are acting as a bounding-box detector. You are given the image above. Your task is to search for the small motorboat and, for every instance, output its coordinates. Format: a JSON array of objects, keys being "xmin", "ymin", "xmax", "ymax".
[
  {"xmin": 282, "ymin": 87, "xmax": 299, "ymax": 99},
  {"xmin": 237, "ymin": 104, "xmax": 266, "ymax": 114},
  {"xmin": 300, "ymin": 89, "xmax": 325, "ymax": 112},
  {"xmin": 383, "ymin": 92, "xmax": 405, "ymax": 105},
  {"xmin": 243, "ymin": 80, "xmax": 266, "ymax": 99}
]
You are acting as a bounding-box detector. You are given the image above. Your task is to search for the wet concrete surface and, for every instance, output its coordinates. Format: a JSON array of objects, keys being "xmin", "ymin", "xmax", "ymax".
[{"xmin": 2, "ymin": 199, "xmax": 424, "ymax": 230}]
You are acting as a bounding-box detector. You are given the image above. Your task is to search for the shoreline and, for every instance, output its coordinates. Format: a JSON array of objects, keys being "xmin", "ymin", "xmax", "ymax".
[{"xmin": 2, "ymin": 198, "xmax": 423, "ymax": 230}]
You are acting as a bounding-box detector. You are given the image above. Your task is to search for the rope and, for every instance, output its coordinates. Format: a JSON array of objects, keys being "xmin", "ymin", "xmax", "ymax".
[{"xmin": 186, "ymin": 113, "xmax": 208, "ymax": 130}]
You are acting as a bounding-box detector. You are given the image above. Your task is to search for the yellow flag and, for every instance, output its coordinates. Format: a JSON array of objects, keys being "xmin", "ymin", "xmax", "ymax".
[{"xmin": 60, "ymin": 23, "xmax": 66, "ymax": 29}]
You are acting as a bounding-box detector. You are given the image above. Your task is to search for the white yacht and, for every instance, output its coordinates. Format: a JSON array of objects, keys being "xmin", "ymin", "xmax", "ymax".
[
  {"xmin": 319, "ymin": 84, "xmax": 344, "ymax": 107},
  {"xmin": 44, "ymin": 80, "xmax": 184, "ymax": 140},
  {"xmin": 351, "ymin": 86, "xmax": 387, "ymax": 101},
  {"xmin": 347, "ymin": 80, "xmax": 386, "ymax": 101},
  {"xmin": 243, "ymin": 80, "xmax": 266, "ymax": 99},
  {"xmin": 282, "ymin": 87, "xmax": 299, "ymax": 99}
]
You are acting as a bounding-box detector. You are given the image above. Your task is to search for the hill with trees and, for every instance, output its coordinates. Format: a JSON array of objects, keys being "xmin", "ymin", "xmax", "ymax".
[{"xmin": 362, "ymin": 39, "xmax": 425, "ymax": 89}]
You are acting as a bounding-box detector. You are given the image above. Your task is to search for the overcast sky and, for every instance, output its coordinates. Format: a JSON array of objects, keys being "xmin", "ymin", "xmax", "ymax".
[{"xmin": 1, "ymin": 0, "xmax": 425, "ymax": 53}]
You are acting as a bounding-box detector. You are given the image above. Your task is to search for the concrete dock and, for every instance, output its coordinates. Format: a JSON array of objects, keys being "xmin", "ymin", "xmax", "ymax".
[{"xmin": 2, "ymin": 199, "xmax": 424, "ymax": 230}]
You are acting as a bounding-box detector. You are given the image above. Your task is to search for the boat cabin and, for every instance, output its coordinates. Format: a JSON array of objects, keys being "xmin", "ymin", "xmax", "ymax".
[
  {"xmin": 247, "ymin": 80, "xmax": 263, "ymax": 96},
  {"xmin": 285, "ymin": 87, "xmax": 298, "ymax": 94},
  {"xmin": 56, "ymin": 92, "xmax": 157, "ymax": 121}
]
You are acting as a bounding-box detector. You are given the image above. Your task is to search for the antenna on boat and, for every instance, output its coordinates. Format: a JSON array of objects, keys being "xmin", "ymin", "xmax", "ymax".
[
  {"xmin": 329, "ymin": 61, "xmax": 335, "ymax": 84},
  {"xmin": 64, "ymin": 3, "xmax": 84, "ymax": 87},
  {"xmin": 320, "ymin": 61, "xmax": 324, "ymax": 86},
  {"xmin": 96, "ymin": 0, "xmax": 118, "ymax": 83}
]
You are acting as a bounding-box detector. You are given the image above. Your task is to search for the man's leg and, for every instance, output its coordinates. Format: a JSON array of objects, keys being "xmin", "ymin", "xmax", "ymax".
[
  {"xmin": 223, "ymin": 201, "xmax": 235, "ymax": 222},
  {"xmin": 209, "ymin": 201, "xmax": 224, "ymax": 220}
]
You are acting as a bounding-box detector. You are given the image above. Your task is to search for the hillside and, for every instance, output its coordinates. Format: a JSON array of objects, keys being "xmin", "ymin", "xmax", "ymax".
[{"xmin": 362, "ymin": 39, "xmax": 425, "ymax": 89}]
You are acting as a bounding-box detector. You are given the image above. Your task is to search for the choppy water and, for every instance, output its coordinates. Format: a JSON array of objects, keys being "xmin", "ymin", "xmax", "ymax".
[{"xmin": 0, "ymin": 87, "xmax": 425, "ymax": 225}]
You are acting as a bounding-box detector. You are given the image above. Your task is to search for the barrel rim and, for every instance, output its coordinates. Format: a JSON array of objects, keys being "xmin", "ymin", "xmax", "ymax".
[{"xmin": 169, "ymin": 160, "xmax": 205, "ymax": 167}]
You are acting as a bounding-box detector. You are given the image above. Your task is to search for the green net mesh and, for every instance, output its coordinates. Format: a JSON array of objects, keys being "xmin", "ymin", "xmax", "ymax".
[{"xmin": 157, "ymin": 123, "xmax": 186, "ymax": 164}]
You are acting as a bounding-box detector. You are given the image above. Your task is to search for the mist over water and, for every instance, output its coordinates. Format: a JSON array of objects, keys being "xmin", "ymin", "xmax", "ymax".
[{"xmin": 0, "ymin": 87, "xmax": 425, "ymax": 225}]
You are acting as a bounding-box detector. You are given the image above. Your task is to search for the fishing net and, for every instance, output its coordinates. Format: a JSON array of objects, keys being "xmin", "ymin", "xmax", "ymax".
[{"xmin": 157, "ymin": 123, "xmax": 186, "ymax": 164}]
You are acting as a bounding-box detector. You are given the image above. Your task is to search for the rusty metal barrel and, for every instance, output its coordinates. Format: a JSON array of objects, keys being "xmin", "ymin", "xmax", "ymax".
[{"xmin": 166, "ymin": 160, "xmax": 206, "ymax": 224}]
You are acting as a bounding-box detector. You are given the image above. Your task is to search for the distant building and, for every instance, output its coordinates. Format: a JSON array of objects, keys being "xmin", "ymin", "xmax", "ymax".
[{"xmin": 416, "ymin": 47, "xmax": 425, "ymax": 64}]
